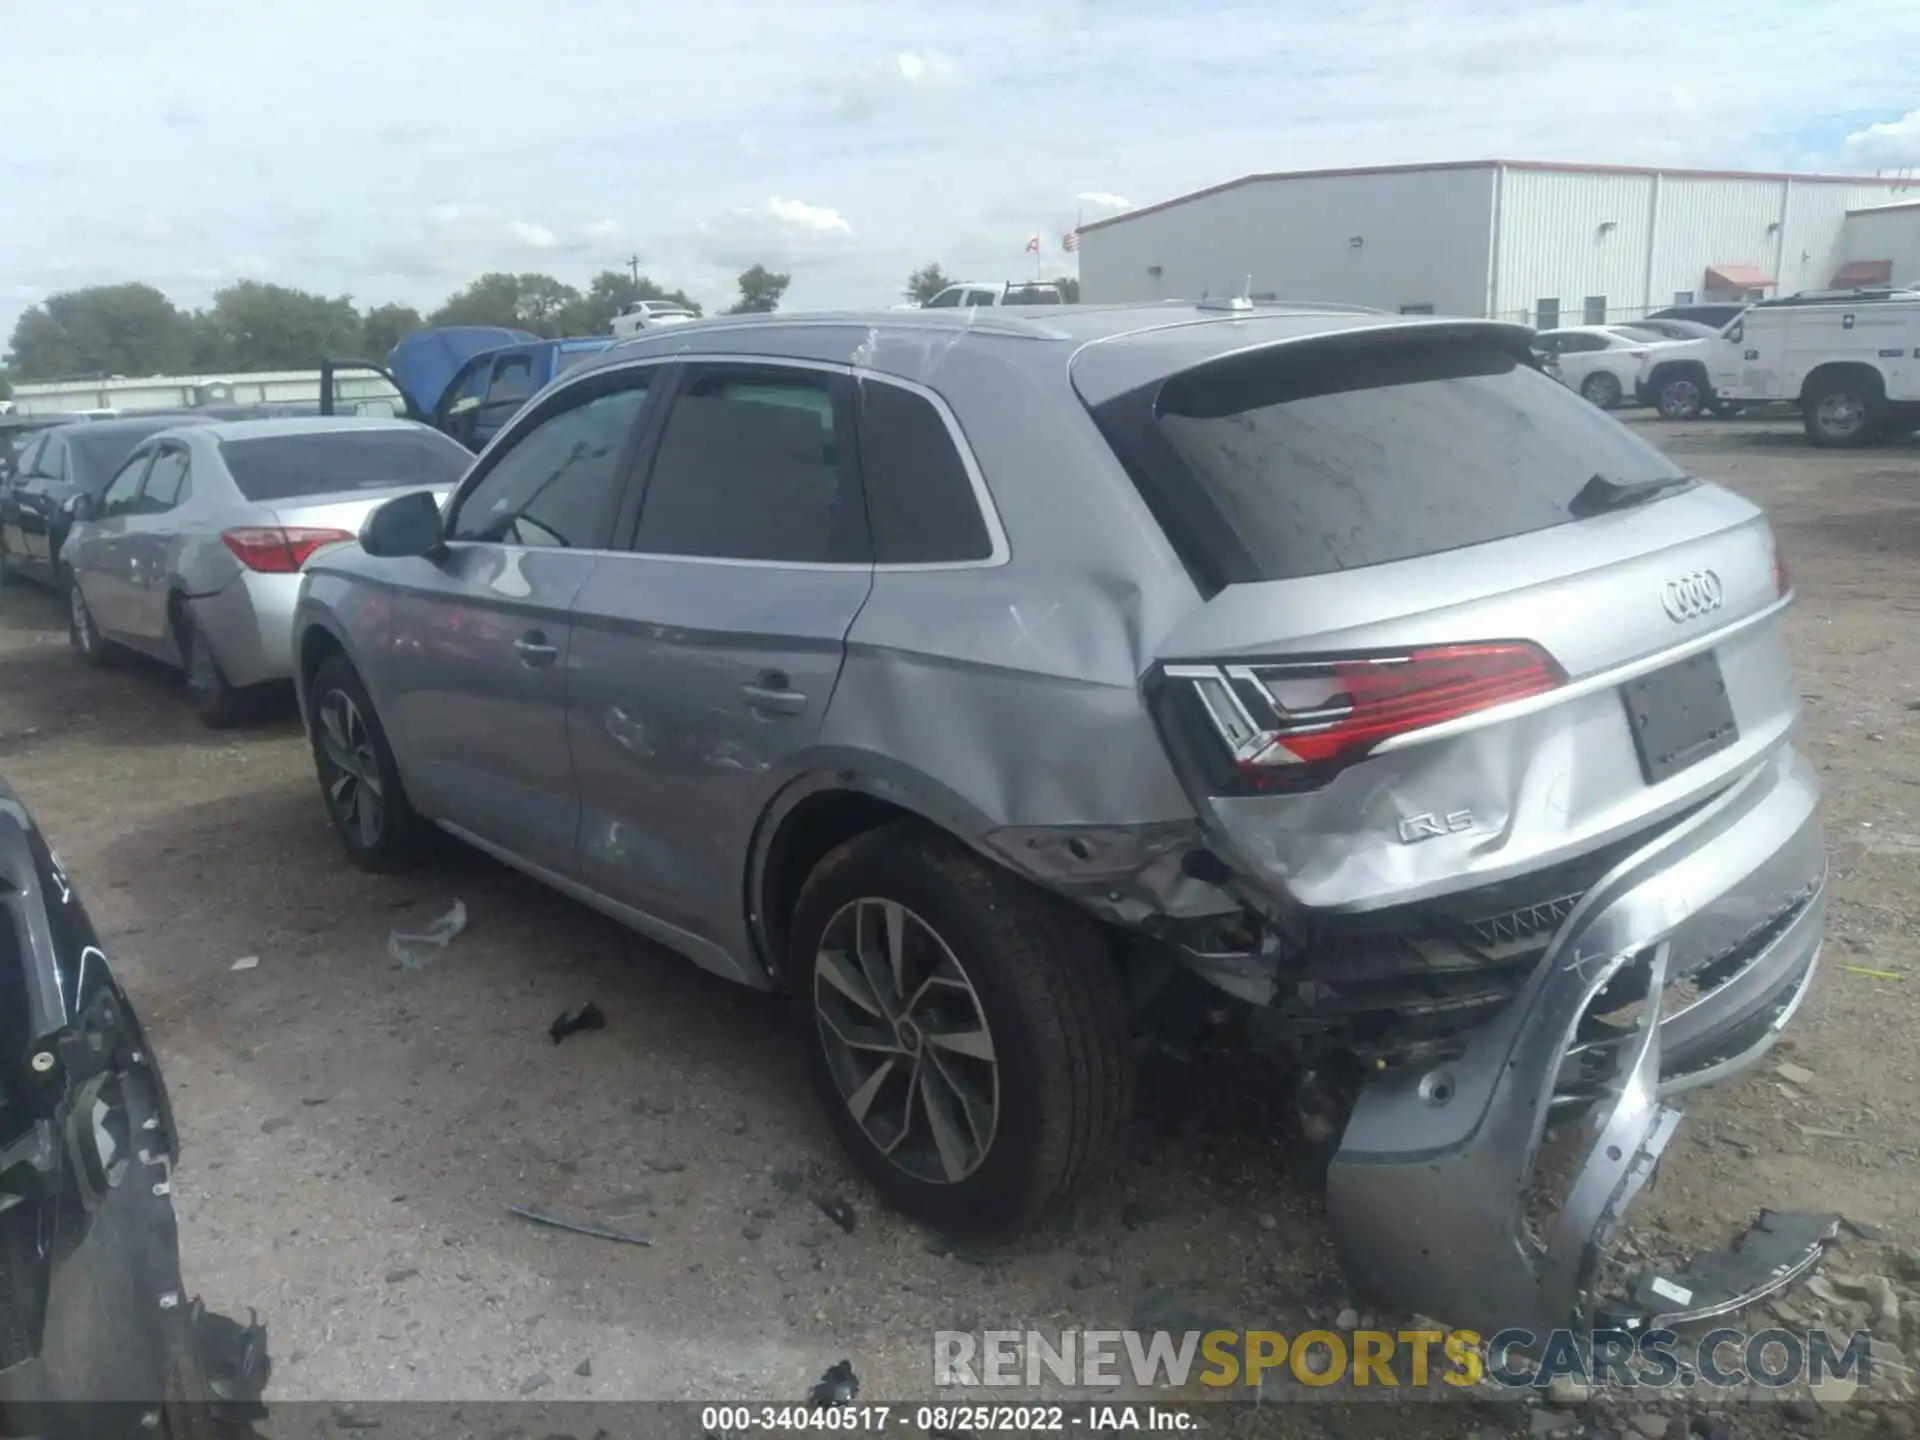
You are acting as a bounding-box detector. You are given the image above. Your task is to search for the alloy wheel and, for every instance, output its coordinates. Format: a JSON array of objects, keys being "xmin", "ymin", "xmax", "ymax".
[
  {"xmin": 316, "ymin": 689, "xmax": 385, "ymax": 849},
  {"xmin": 813, "ymin": 898, "xmax": 1000, "ymax": 1185},
  {"xmin": 1660, "ymin": 378, "xmax": 1702, "ymax": 418}
]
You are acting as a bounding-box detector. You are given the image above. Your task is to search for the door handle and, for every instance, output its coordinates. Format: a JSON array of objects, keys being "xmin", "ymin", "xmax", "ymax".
[
  {"xmin": 513, "ymin": 632, "xmax": 560, "ymax": 668},
  {"xmin": 740, "ymin": 672, "xmax": 808, "ymax": 716}
]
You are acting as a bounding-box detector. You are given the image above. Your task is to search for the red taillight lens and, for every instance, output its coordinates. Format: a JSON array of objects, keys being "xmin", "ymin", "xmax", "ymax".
[
  {"xmin": 1156, "ymin": 642, "xmax": 1564, "ymax": 794},
  {"xmin": 221, "ymin": 526, "xmax": 354, "ymax": 573},
  {"xmin": 1771, "ymin": 537, "xmax": 1791, "ymax": 597}
]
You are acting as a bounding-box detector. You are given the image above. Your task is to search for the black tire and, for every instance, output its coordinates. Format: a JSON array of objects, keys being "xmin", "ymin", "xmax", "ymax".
[
  {"xmin": 66, "ymin": 577, "xmax": 111, "ymax": 668},
  {"xmin": 1802, "ymin": 372, "xmax": 1883, "ymax": 448},
  {"xmin": 176, "ymin": 609, "xmax": 242, "ymax": 730},
  {"xmin": 790, "ymin": 822, "xmax": 1133, "ymax": 1236},
  {"xmin": 1579, "ymin": 371, "xmax": 1622, "ymax": 409},
  {"xmin": 1654, "ymin": 370, "xmax": 1708, "ymax": 420},
  {"xmin": 307, "ymin": 654, "xmax": 432, "ymax": 872}
]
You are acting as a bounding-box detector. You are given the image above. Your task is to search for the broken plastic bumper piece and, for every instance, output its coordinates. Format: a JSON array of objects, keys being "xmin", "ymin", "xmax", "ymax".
[{"xmin": 1327, "ymin": 747, "xmax": 1826, "ymax": 1338}]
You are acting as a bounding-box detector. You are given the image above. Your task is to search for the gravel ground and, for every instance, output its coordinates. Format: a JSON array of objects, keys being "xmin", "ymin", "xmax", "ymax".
[{"xmin": 0, "ymin": 417, "xmax": 1916, "ymax": 1438}]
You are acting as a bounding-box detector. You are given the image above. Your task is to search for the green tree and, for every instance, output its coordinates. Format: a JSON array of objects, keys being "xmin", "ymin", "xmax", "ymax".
[
  {"xmin": 196, "ymin": 281, "xmax": 365, "ymax": 371},
  {"xmin": 427, "ymin": 272, "xmax": 583, "ymax": 337},
  {"xmin": 6, "ymin": 283, "xmax": 196, "ymax": 379},
  {"xmin": 906, "ymin": 263, "xmax": 951, "ymax": 305},
  {"xmin": 725, "ymin": 264, "xmax": 791, "ymax": 315},
  {"xmin": 362, "ymin": 302, "xmax": 424, "ymax": 358},
  {"xmin": 556, "ymin": 269, "xmax": 703, "ymax": 335},
  {"xmin": 0, "ymin": 370, "xmax": 11, "ymax": 401}
]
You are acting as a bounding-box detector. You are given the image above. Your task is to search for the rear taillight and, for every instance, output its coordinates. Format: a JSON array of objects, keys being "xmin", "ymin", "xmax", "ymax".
[
  {"xmin": 1770, "ymin": 535, "xmax": 1791, "ymax": 597},
  {"xmin": 1154, "ymin": 642, "xmax": 1564, "ymax": 794},
  {"xmin": 221, "ymin": 527, "xmax": 354, "ymax": 574}
]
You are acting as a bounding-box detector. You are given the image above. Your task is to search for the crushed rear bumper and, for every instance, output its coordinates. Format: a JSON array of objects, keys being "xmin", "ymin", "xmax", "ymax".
[{"xmin": 1327, "ymin": 745, "xmax": 1824, "ymax": 1338}]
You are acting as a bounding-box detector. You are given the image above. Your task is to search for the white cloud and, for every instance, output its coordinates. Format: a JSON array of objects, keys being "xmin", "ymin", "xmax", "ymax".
[
  {"xmin": 505, "ymin": 220, "xmax": 558, "ymax": 249},
  {"xmin": 765, "ymin": 197, "xmax": 853, "ymax": 235},
  {"xmin": 581, "ymin": 218, "xmax": 620, "ymax": 242},
  {"xmin": 1844, "ymin": 109, "xmax": 1920, "ymax": 169},
  {"xmin": 1076, "ymin": 191, "xmax": 1133, "ymax": 212},
  {"xmin": 695, "ymin": 196, "xmax": 856, "ymax": 271},
  {"xmin": 894, "ymin": 50, "xmax": 959, "ymax": 86}
]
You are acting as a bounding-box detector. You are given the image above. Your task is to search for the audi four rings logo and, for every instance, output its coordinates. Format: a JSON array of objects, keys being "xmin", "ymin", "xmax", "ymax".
[{"xmin": 1661, "ymin": 569, "xmax": 1725, "ymax": 622}]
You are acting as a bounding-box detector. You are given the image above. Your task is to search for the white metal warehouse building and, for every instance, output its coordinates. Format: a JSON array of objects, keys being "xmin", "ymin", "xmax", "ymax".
[{"xmin": 1076, "ymin": 160, "xmax": 1920, "ymax": 326}]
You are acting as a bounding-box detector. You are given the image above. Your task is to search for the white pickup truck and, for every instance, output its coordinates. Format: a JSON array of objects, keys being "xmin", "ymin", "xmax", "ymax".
[{"xmin": 1705, "ymin": 288, "xmax": 1920, "ymax": 446}]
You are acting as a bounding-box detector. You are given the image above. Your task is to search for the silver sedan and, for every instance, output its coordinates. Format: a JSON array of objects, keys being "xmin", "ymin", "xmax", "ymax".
[{"xmin": 61, "ymin": 417, "xmax": 470, "ymax": 726}]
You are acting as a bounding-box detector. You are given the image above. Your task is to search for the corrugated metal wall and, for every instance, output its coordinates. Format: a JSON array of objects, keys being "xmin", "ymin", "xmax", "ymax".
[
  {"xmin": 1645, "ymin": 178, "xmax": 1783, "ymax": 308},
  {"xmin": 1498, "ymin": 170, "xmax": 1918, "ymax": 324},
  {"xmin": 1078, "ymin": 167, "xmax": 1495, "ymax": 315},
  {"xmin": 1838, "ymin": 204, "xmax": 1920, "ymax": 286},
  {"xmin": 1781, "ymin": 184, "xmax": 1916, "ymax": 291},
  {"xmin": 1493, "ymin": 169, "xmax": 1653, "ymax": 325}
]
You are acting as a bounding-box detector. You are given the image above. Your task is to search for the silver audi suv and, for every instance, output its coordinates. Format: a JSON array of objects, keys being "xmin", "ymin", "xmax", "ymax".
[{"xmin": 291, "ymin": 302, "xmax": 1824, "ymax": 1336}]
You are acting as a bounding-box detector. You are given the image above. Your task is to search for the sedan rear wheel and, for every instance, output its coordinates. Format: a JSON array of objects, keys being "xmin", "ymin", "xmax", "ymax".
[
  {"xmin": 68, "ymin": 581, "xmax": 110, "ymax": 668},
  {"xmin": 178, "ymin": 612, "xmax": 241, "ymax": 729}
]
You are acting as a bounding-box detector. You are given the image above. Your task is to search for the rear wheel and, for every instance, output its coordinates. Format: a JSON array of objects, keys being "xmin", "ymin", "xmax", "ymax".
[
  {"xmin": 177, "ymin": 610, "xmax": 242, "ymax": 729},
  {"xmin": 307, "ymin": 655, "xmax": 431, "ymax": 872},
  {"xmin": 1802, "ymin": 373, "xmax": 1883, "ymax": 448},
  {"xmin": 1579, "ymin": 372, "xmax": 1623, "ymax": 409},
  {"xmin": 792, "ymin": 823, "xmax": 1133, "ymax": 1236},
  {"xmin": 67, "ymin": 580, "xmax": 111, "ymax": 667}
]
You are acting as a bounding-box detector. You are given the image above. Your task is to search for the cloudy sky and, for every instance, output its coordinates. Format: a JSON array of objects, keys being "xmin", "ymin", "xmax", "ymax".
[{"xmin": 2, "ymin": 0, "xmax": 1918, "ymax": 336}]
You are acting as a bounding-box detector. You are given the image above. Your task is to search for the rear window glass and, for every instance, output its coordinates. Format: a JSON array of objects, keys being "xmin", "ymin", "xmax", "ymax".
[
  {"xmin": 1133, "ymin": 338, "xmax": 1688, "ymax": 581},
  {"xmin": 219, "ymin": 429, "xmax": 469, "ymax": 502}
]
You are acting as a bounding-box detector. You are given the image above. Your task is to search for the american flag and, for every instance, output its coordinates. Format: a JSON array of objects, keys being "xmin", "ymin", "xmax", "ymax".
[
  {"xmin": 1063, "ymin": 230, "xmax": 1081, "ymax": 252},
  {"xmin": 1025, "ymin": 234, "xmax": 1041, "ymax": 255}
]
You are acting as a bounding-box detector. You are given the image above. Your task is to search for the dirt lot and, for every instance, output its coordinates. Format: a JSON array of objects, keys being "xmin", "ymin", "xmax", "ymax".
[{"xmin": 1, "ymin": 417, "xmax": 1916, "ymax": 1435}]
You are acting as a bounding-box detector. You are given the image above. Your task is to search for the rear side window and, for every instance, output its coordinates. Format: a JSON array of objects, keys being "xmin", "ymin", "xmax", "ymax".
[
  {"xmin": 633, "ymin": 367, "xmax": 865, "ymax": 564},
  {"xmin": 855, "ymin": 379, "xmax": 992, "ymax": 564},
  {"xmin": 220, "ymin": 429, "xmax": 470, "ymax": 502},
  {"xmin": 923, "ymin": 289, "xmax": 962, "ymax": 309},
  {"xmin": 1108, "ymin": 337, "xmax": 1689, "ymax": 583}
]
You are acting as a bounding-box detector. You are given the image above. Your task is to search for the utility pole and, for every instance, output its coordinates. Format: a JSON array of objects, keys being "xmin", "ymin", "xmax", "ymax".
[{"xmin": 627, "ymin": 253, "xmax": 641, "ymax": 286}]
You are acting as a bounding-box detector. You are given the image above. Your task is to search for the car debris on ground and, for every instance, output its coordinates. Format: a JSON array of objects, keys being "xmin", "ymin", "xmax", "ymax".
[
  {"xmin": 386, "ymin": 899, "xmax": 467, "ymax": 970},
  {"xmin": 549, "ymin": 1001, "xmax": 606, "ymax": 1044},
  {"xmin": 506, "ymin": 1201, "xmax": 652, "ymax": 1247}
]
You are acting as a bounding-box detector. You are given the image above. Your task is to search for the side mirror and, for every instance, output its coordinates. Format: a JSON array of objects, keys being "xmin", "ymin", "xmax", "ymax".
[
  {"xmin": 360, "ymin": 490, "xmax": 445, "ymax": 559},
  {"xmin": 68, "ymin": 494, "xmax": 95, "ymax": 522}
]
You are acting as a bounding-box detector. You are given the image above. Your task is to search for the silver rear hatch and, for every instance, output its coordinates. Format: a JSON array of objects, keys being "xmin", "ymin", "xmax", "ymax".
[{"xmin": 1076, "ymin": 319, "xmax": 1799, "ymax": 915}]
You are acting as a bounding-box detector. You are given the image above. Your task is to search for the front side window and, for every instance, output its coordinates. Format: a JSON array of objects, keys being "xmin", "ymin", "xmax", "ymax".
[
  {"xmin": 632, "ymin": 366, "xmax": 865, "ymax": 564},
  {"xmin": 139, "ymin": 449, "xmax": 190, "ymax": 511},
  {"xmin": 487, "ymin": 354, "xmax": 538, "ymax": 407},
  {"xmin": 447, "ymin": 379, "xmax": 650, "ymax": 548}
]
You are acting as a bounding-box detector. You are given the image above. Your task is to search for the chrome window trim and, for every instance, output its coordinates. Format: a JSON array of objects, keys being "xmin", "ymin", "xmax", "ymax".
[{"xmin": 467, "ymin": 349, "xmax": 1010, "ymax": 574}]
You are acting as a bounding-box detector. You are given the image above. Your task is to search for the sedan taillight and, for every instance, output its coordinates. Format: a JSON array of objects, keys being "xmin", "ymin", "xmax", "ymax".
[
  {"xmin": 221, "ymin": 527, "xmax": 354, "ymax": 573},
  {"xmin": 1153, "ymin": 642, "xmax": 1564, "ymax": 794}
]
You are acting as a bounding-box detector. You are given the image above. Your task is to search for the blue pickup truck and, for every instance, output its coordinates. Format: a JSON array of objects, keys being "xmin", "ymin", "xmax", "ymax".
[{"xmin": 322, "ymin": 326, "xmax": 617, "ymax": 451}]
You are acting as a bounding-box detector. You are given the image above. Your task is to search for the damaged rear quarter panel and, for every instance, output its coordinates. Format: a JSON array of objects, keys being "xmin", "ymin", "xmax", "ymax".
[{"xmin": 818, "ymin": 336, "xmax": 1206, "ymax": 874}]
